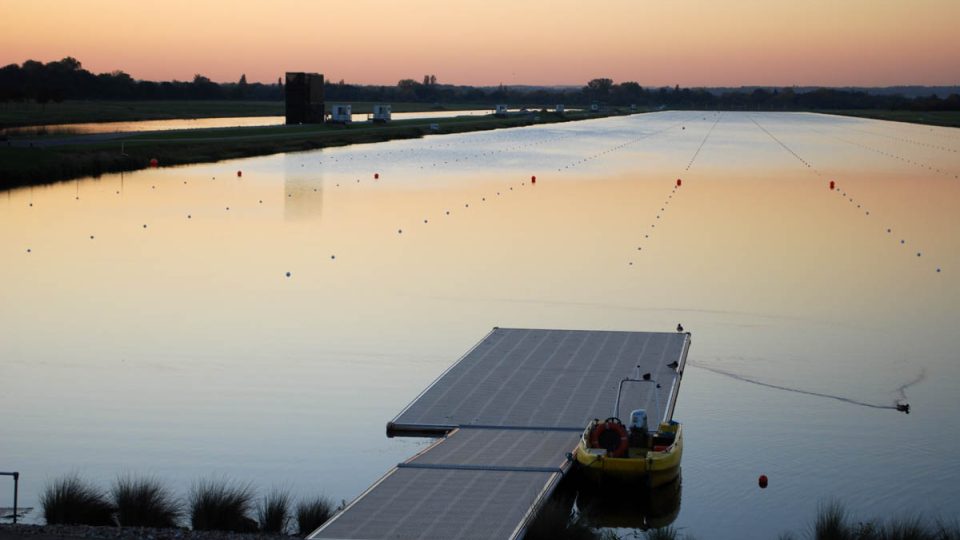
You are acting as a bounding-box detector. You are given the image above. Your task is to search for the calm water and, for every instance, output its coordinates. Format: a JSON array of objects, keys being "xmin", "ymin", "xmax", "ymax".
[
  {"xmin": 0, "ymin": 110, "xmax": 494, "ymax": 136},
  {"xmin": 1, "ymin": 111, "xmax": 958, "ymax": 538}
]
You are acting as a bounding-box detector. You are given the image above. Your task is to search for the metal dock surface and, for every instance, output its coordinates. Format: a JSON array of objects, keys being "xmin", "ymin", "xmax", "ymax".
[
  {"xmin": 310, "ymin": 328, "xmax": 690, "ymax": 540},
  {"xmin": 389, "ymin": 328, "xmax": 690, "ymax": 436}
]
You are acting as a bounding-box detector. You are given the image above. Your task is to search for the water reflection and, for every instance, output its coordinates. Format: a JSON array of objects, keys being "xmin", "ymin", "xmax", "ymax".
[
  {"xmin": 283, "ymin": 155, "xmax": 324, "ymax": 221},
  {"xmin": 0, "ymin": 110, "xmax": 495, "ymax": 136},
  {"xmin": 1, "ymin": 111, "xmax": 958, "ymax": 539},
  {"xmin": 575, "ymin": 474, "xmax": 682, "ymax": 531}
]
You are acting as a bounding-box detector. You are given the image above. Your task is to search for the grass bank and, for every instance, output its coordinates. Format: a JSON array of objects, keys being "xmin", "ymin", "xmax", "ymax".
[
  {"xmin": 823, "ymin": 110, "xmax": 960, "ymax": 128},
  {"xmin": 0, "ymin": 101, "xmax": 494, "ymax": 129},
  {"xmin": 0, "ymin": 110, "xmax": 630, "ymax": 190}
]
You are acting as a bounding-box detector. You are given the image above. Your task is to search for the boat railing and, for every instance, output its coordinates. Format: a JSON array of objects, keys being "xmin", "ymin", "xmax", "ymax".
[{"xmin": 613, "ymin": 374, "xmax": 662, "ymax": 428}]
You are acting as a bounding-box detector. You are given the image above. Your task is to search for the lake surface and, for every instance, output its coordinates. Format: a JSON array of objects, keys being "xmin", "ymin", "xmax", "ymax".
[
  {"xmin": 1, "ymin": 111, "xmax": 958, "ymax": 538},
  {"xmin": 0, "ymin": 110, "xmax": 494, "ymax": 136}
]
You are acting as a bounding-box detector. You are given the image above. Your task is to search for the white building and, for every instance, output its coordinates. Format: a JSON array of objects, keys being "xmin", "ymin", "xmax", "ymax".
[
  {"xmin": 329, "ymin": 104, "xmax": 352, "ymax": 124},
  {"xmin": 372, "ymin": 104, "xmax": 391, "ymax": 123},
  {"xmin": 555, "ymin": 104, "xmax": 565, "ymax": 113},
  {"xmin": 494, "ymin": 104, "xmax": 509, "ymax": 116}
]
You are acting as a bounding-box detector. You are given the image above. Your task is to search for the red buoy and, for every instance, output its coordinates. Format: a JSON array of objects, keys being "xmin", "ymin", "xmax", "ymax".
[
  {"xmin": 149, "ymin": 158, "xmax": 158, "ymax": 168},
  {"xmin": 676, "ymin": 178, "xmax": 682, "ymax": 187},
  {"xmin": 237, "ymin": 170, "xmax": 242, "ymax": 178},
  {"xmin": 829, "ymin": 180, "xmax": 835, "ymax": 190},
  {"xmin": 759, "ymin": 475, "xmax": 768, "ymax": 488},
  {"xmin": 374, "ymin": 173, "xmax": 379, "ymax": 179},
  {"xmin": 531, "ymin": 175, "xmax": 536, "ymax": 184}
]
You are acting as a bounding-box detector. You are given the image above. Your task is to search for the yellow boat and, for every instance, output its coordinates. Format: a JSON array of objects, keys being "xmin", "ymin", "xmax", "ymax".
[{"xmin": 573, "ymin": 374, "xmax": 683, "ymax": 487}]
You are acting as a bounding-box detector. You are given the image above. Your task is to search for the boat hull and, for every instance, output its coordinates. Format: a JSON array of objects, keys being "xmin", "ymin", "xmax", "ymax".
[{"xmin": 574, "ymin": 423, "xmax": 683, "ymax": 488}]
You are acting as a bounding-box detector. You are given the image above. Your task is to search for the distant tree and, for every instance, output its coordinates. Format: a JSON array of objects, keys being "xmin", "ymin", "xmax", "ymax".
[
  {"xmin": 234, "ymin": 73, "xmax": 248, "ymax": 99},
  {"xmin": 191, "ymin": 74, "xmax": 222, "ymax": 99},
  {"xmin": 585, "ymin": 78, "xmax": 614, "ymax": 100}
]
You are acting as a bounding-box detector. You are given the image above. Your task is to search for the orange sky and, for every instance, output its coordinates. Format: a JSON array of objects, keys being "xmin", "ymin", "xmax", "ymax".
[{"xmin": 1, "ymin": 0, "xmax": 958, "ymax": 87}]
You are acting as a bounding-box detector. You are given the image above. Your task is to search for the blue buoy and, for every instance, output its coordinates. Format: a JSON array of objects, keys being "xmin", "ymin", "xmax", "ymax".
[{"xmin": 286, "ymin": 272, "xmax": 291, "ymax": 277}]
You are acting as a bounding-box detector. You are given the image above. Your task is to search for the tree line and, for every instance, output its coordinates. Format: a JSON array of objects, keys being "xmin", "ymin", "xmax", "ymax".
[{"xmin": 2, "ymin": 57, "xmax": 959, "ymax": 111}]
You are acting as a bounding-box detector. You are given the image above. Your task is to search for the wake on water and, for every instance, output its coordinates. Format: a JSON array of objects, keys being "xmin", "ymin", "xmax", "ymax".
[{"xmin": 688, "ymin": 361, "xmax": 923, "ymax": 414}]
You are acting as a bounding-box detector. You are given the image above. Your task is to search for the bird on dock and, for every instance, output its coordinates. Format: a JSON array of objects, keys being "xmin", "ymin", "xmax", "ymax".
[
  {"xmin": 667, "ymin": 361, "xmax": 679, "ymax": 369},
  {"xmin": 676, "ymin": 323, "xmax": 684, "ymax": 332}
]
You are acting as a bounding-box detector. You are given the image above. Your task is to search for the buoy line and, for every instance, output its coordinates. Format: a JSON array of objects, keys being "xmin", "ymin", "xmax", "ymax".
[
  {"xmin": 841, "ymin": 125, "xmax": 959, "ymax": 155},
  {"xmin": 826, "ymin": 181, "xmax": 943, "ymax": 274},
  {"xmin": 628, "ymin": 179, "xmax": 685, "ymax": 265},
  {"xmin": 689, "ymin": 360, "xmax": 920, "ymax": 414},
  {"xmin": 750, "ymin": 116, "xmax": 823, "ymax": 176},
  {"xmin": 685, "ymin": 113, "xmax": 723, "ymax": 171},
  {"xmin": 556, "ymin": 122, "xmax": 682, "ymax": 172},
  {"xmin": 828, "ymin": 133, "xmax": 958, "ymax": 180}
]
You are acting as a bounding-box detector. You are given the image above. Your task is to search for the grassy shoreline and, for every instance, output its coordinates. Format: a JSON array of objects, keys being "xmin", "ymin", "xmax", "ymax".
[
  {"xmin": 0, "ymin": 100, "xmax": 497, "ymax": 129},
  {"xmin": 822, "ymin": 109, "xmax": 960, "ymax": 128},
  {"xmin": 0, "ymin": 110, "xmax": 627, "ymax": 190}
]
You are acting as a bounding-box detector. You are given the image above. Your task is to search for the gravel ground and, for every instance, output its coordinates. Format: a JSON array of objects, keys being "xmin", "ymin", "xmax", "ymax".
[{"xmin": 0, "ymin": 525, "xmax": 297, "ymax": 540}]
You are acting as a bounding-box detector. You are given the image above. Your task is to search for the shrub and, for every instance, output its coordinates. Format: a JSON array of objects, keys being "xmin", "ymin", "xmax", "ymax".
[
  {"xmin": 296, "ymin": 496, "xmax": 337, "ymax": 536},
  {"xmin": 40, "ymin": 474, "xmax": 114, "ymax": 526},
  {"xmin": 810, "ymin": 502, "xmax": 960, "ymax": 540},
  {"xmin": 646, "ymin": 527, "xmax": 680, "ymax": 540},
  {"xmin": 815, "ymin": 501, "xmax": 852, "ymax": 540},
  {"xmin": 188, "ymin": 478, "xmax": 257, "ymax": 532},
  {"xmin": 258, "ymin": 488, "xmax": 291, "ymax": 534},
  {"xmin": 111, "ymin": 475, "xmax": 180, "ymax": 528}
]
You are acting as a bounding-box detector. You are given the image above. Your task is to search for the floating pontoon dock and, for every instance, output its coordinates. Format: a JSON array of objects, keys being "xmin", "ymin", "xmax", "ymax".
[{"xmin": 309, "ymin": 328, "xmax": 691, "ymax": 540}]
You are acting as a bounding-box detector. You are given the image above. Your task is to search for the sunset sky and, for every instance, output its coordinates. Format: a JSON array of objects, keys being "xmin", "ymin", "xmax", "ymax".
[{"xmin": 2, "ymin": 0, "xmax": 958, "ymax": 87}]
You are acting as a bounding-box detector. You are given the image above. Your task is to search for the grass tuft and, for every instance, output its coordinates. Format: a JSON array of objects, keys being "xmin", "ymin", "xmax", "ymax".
[
  {"xmin": 811, "ymin": 502, "xmax": 960, "ymax": 540},
  {"xmin": 257, "ymin": 488, "xmax": 291, "ymax": 534},
  {"xmin": 40, "ymin": 474, "xmax": 114, "ymax": 526},
  {"xmin": 645, "ymin": 527, "xmax": 680, "ymax": 540},
  {"xmin": 816, "ymin": 501, "xmax": 852, "ymax": 540},
  {"xmin": 296, "ymin": 496, "xmax": 337, "ymax": 536},
  {"xmin": 188, "ymin": 478, "xmax": 257, "ymax": 533},
  {"xmin": 111, "ymin": 475, "xmax": 180, "ymax": 528}
]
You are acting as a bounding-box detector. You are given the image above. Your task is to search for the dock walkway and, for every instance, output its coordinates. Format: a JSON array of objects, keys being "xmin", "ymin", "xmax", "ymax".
[{"xmin": 309, "ymin": 328, "xmax": 690, "ymax": 540}]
